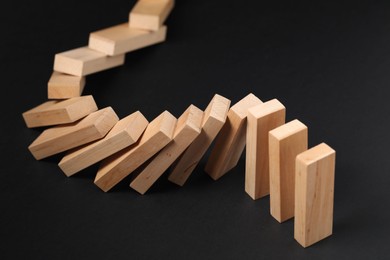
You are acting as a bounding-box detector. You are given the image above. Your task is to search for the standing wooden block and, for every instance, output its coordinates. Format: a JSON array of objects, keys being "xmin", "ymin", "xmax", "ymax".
[
  {"xmin": 22, "ymin": 95, "xmax": 97, "ymax": 128},
  {"xmin": 294, "ymin": 143, "xmax": 336, "ymax": 248},
  {"xmin": 205, "ymin": 93, "xmax": 262, "ymax": 180},
  {"xmin": 129, "ymin": 0, "xmax": 174, "ymax": 31},
  {"xmin": 269, "ymin": 119, "xmax": 308, "ymax": 223},
  {"xmin": 28, "ymin": 107, "xmax": 118, "ymax": 160},
  {"xmin": 130, "ymin": 105, "xmax": 203, "ymax": 194},
  {"xmin": 168, "ymin": 94, "xmax": 231, "ymax": 186},
  {"xmin": 245, "ymin": 99, "xmax": 285, "ymax": 200},
  {"xmin": 54, "ymin": 47, "xmax": 125, "ymax": 76},
  {"xmin": 58, "ymin": 111, "xmax": 148, "ymax": 177},
  {"xmin": 94, "ymin": 111, "xmax": 176, "ymax": 192},
  {"xmin": 48, "ymin": 71, "xmax": 86, "ymax": 99}
]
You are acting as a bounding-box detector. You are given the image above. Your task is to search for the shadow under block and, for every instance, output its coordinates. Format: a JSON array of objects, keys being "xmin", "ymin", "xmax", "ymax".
[
  {"xmin": 205, "ymin": 93, "xmax": 263, "ymax": 180},
  {"xmin": 89, "ymin": 23, "xmax": 167, "ymax": 56},
  {"xmin": 54, "ymin": 47, "xmax": 125, "ymax": 76},
  {"xmin": 269, "ymin": 119, "xmax": 308, "ymax": 223},
  {"xmin": 129, "ymin": 0, "xmax": 174, "ymax": 31},
  {"xmin": 22, "ymin": 95, "xmax": 98, "ymax": 128},
  {"xmin": 48, "ymin": 71, "xmax": 86, "ymax": 99},
  {"xmin": 130, "ymin": 105, "xmax": 203, "ymax": 194},
  {"xmin": 59, "ymin": 111, "xmax": 149, "ymax": 177},
  {"xmin": 94, "ymin": 111, "xmax": 177, "ymax": 192},
  {"xmin": 168, "ymin": 94, "xmax": 231, "ymax": 186},
  {"xmin": 294, "ymin": 143, "xmax": 336, "ymax": 248},
  {"xmin": 245, "ymin": 99, "xmax": 286, "ymax": 200},
  {"xmin": 28, "ymin": 107, "xmax": 119, "ymax": 160}
]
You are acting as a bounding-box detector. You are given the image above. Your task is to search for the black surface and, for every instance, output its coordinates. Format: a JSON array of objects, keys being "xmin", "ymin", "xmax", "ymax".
[{"xmin": 2, "ymin": 0, "xmax": 390, "ymax": 259}]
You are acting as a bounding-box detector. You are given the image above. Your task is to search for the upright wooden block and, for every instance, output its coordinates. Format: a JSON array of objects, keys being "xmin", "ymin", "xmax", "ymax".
[
  {"xmin": 59, "ymin": 111, "xmax": 148, "ymax": 176},
  {"xmin": 269, "ymin": 119, "xmax": 308, "ymax": 223},
  {"xmin": 130, "ymin": 105, "xmax": 203, "ymax": 194},
  {"xmin": 205, "ymin": 93, "xmax": 262, "ymax": 180},
  {"xmin": 94, "ymin": 111, "xmax": 176, "ymax": 192},
  {"xmin": 48, "ymin": 71, "xmax": 86, "ymax": 99},
  {"xmin": 245, "ymin": 99, "xmax": 285, "ymax": 200},
  {"xmin": 28, "ymin": 107, "xmax": 119, "ymax": 160},
  {"xmin": 22, "ymin": 95, "xmax": 97, "ymax": 128},
  {"xmin": 129, "ymin": 0, "xmax": 174, "ymax": 31},
  {"xmin": 294, "ymin": 143, "xmax": 336, "ymax": 248},
  {"xmin": 168, "ymin": 94, "xmax": 231, "ymax": 186}
]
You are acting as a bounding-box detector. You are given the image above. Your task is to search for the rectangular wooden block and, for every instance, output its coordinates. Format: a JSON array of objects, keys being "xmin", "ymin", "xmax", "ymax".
[
  {"xmin": 130, "ymin": 105, "xmax": 203, "ymax": 194},
  {"xmin": 168, "ymin": 94, "xmax": 231, "ymax": 186},
  {"xmin": 22, "ymin": 95, "xmax": 98, "ymax": 128},
  {"xmin": 48, "ymin": 71, "xmax": 86, "ymax": 99},
  {"xmin": 94, "ymin": 111, "xmax": 177, "ymax": 192},
  {"xmin": 129, "ymin": 0, "xmax": 174, "ymax": 31},
  {"xmin": 269, "ymin": 119, "xmax": 308, "ymax": 223},
  {"xmin": 245, "ymin": 99, "xmax": 286, "ymax": 200},
  {"xmin": 28, "ymin": 107, "xmax": 119, "ymax": 160},
  {"xmin": 294, "ymin": 143, "xmax": 336, "ymax": 248},
  {"xmin": 59, "ymin": 111, "xmax": 148, "ymax": 176}
]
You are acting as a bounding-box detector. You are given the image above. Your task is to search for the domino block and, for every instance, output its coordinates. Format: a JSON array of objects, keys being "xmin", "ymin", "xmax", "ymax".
[
  {"xmin": 59, "ymin": 111, "xmax": 148, "ymax": 176},
  {"xmin": 294, "ymin": 143, "xmax": 336, "ymax": 248},
  {"xmin": 48, "ymin": 71, "xmax": 86, "ymax": 99},
  {"xmin": 94, "ymin": 111, "xmax": 176, "ymax": 192},
  {"xmin": 168, "ymin": 94, "xmax": 231, "ymax": 186},
  {"xmin": 205, "ymin": 93, "xmax": 262, "ymax": 180},
  {"xmin": 22, "ymin": 95, "xmax": 97, "ymax": 128},
  {"xmin": 129, "ymin": 0, "xmax": 174, "ymax": 31},
  {"xmin": 269, "ymin": 119, "xmax": 308, "ymax": 223},
  {"xmin": 245, "ymin": 99, "xmax": 285, "ymax": 200},
  {"xmin": 130, "ymin": 105, "xmax": 203, "ymax": 194},
  {"xmin": 28, "ymin": 107, "xmax": 119, "ymax": 160}
]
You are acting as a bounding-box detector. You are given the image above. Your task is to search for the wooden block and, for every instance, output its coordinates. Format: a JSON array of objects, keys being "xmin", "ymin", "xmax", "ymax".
[
  {"xmin": 28, "ymin": 107, "xmax": 119, "ymax": 160},
  {"xmin": 59, "ymin": 111, "xmax": 148, "ymax": 177},
  {"xmin": 269, "ymin": 119, "xmax": 308, "ymax": 223},
  {"xmin": 205, "ymin": 93, "xmax": 262, "ymax": 180},
  {"xmin": 168, "ymin": 94, "xmax": 231, "ymax": 186},
  {"xmin": 48, "ymin": 71, "xmax": 86, "ymax": 99},
  {"xmin": 245, "ymin": 99, "xmax": 285, "ymax": 200},
  {"xmin": 22, "ymin": 95, "xmax": 98, "ymax": 128},
  {"xmin": 94, "ymin": 111, "xmax": 177, "ymax": 192},
  {"xmin": 89, "ymin": 23, "xmax": 167, "ymax": 56},
  {"xmin": 130, "ymin": 105, "xmax": 203, "ymax": 194},
  {"xmin": 129, "ymin": 0, "xmax": 174, "ymax": 31},
  {"xmin": 294, "ymin": 143, "xmax": 336, "ymax": 248},
  {"xmin": 54, "ymin": 47, "xmax": 125, "ymax": 76}
]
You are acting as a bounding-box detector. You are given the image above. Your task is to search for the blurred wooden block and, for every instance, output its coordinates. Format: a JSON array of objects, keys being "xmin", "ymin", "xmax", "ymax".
[
  {"xmin": 94, "ymin": 111, "xmax": 176, "ymax": 192},
  {"xmin": 205, "ymin": 93, "xmax": 262, "ymax": 180},
  {"xmin": 22, "ymin": 95, "xmax": 97, "ymax": 128},
  {"xmin": 269, "ymin": 119, "xmax": 308, "ymax": 223},
  {"xmin": 59, "ymin": 111, "xmax": 148, "ymax": 176},
  {"xmin": 245, "ymin": 99, "xmax": 285, "ymax": 200},
  {"xmin": 129, "ymin": 0, "xmax": 174, "ymax": 31},
  {"xmin": 294, "ymin": 143, "xmax": 336, "ymax": 248},
  {"xmin": 168, "ymin": 94, "xmax": 230, "ymax": 186},
  {"xmin": 130, "ymin": 105, "xmax": 203, "ymax": 194},
  {"xmin": 28, "ymin": 107, "xmax": 118, "ymax": 160},
  {"xmin": 48, "ymin": 71, "xmax": 86, "ymax": 99}
]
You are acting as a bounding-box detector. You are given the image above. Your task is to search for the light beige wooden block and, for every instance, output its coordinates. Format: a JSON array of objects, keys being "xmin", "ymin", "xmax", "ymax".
[
  {"xmin": 28, "ymin": 107, "xmax": 118, "ymax": 160},
  {"xmin": 48, "ymin": 71, "xmax": 86, "ymax": 99},
  {"xmin": 245, "ymin": 99, "xmax": 285, "ymax": 200},
  {"xmin": 205, "ymin": 93, "xmax": 262, "ymax": 180},
  {"xmin": 54, "ymin": 47, "xmax": 125, "ymax": 76},
  {"xmin": 94, "ymin": 111, "xmax": 176, "ymax": 192},
  {"xmin": 22, "ymin": 95, "xmax": 97, "ymax": 128},
  {"xmin": 269, "ymin": 119, "xmax": 308, "ymax": 223},
  {"xmin": 294, "ymin": 143, "xmax": 336, "ymax": 248},
  {"xmin": 89, "ymin": 23, "xmax": 167, "ymax": 56},
  {"xmin": 130, "ymin": 105, "xmax": 203, "ymax": 194},
  {"xmin": 59, "ymin": 111, "xmax": 148, "ymax": 176},
  {"xmin": 129, "ymin": 0, "xmax": 174, "ymax": 31},
  {"xmin": 168, "ymin": 94, "xmax": 231, "ymax": 186}
]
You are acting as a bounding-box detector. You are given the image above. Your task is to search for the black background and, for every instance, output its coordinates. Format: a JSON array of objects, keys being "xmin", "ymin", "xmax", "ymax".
[{"xmin": 1, "ymin": 0, "xmax": 390, "ymax": 259}]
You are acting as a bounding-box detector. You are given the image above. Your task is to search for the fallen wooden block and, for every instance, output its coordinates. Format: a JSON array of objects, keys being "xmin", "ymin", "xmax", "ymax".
[
  {"xmin": 205, "ymin": 93, "xmax": 262, "ymax": 180},
  {"xmin": 130, "ymin": 105, "xmax": 203, "ymax": 194},
  {"xmin": 294, "ymin": 143, "xmax": 336, "ymax": 248},
  {"xmin": 129, "ymin": 0, "xmax": 174, "ymax": 31},
  {"xmin": 59, "ymin": 111, "xmax": 148, "ymax": 177},
  {"xmin": 94, "ymin": 111, "xmax": 176, "ymax": 192},
  {"xmin": 269, "ymin": 119, "xmax": 308, "ymax": 223},
  {"xmin": 48, "ymin": 71, "xmax": 86, "ymax": 99},
  {"xmin": 22, "ymin": 95, "xmax": 97, "ymax": 128},
  {"xmin": 245, "ymin": 99, "xmax": 285, "ymax": 200},
  {"xmin": 168, "ymin": 94, "xmax": 230, "ymax": 186},
  {"xmin": 28, "ymin": 107, "xmax": 118, "ymax": 160}
]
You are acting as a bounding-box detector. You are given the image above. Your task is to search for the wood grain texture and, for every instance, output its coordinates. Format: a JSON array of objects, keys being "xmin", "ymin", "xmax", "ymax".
[
  {"xmin": 47, "ymin": 71, "xmax": 86, "ymax": 99},
  {"xmin": 129, "ymin": 0, "xmax": 174, "ymax": 31}
]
